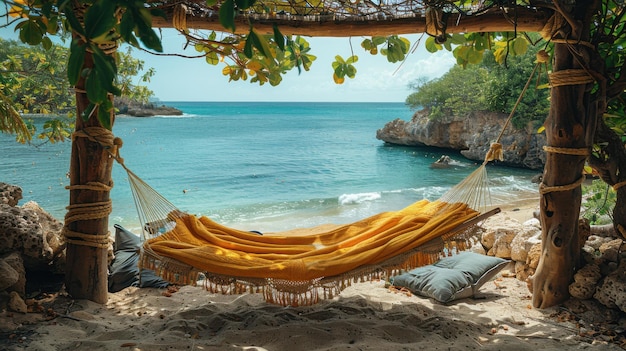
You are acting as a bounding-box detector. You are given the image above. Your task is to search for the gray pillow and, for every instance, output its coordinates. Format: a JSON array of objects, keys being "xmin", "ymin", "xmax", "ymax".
[
  {"xmin": 108, "ymin": 224, "xmax": 170, "ymax": 292},
  {"xmin": 389, "ymin": 252, "xmax": 509, "ymax": 303}
]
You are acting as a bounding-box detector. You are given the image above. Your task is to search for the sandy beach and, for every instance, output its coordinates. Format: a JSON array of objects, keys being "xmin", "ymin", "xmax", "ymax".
[{"xmin": 2, "ymin": 201, "xmax": 623, "ymax": 351}]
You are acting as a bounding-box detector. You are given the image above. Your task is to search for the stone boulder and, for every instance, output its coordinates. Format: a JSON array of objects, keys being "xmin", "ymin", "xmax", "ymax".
[
  {"xmin": 376, "ymin": 109, "xmax": 546, "ymax": 169},
  {"xmin": 0, "ymin": 182, "xmax": 22, "ymax": 207},
  {"xmin": 569, "ymin": 264, "xmax": 602, "ymax": 300},
  {"xmin": 582, "ymin": 235, "xmax": 619, "ymax": 266},
  {"xmin": 0, "ymin": 252, "xmax": 26, "ymax": 296},
  {"xmin": 479, "ymin": 216, "xmax": 523, "ymax": 258},
  {"xmin": 0, "ymin": 201, "xmax": 65, "ymax": 273},
  {"xmin": 594, "ymin": 260, "xmax": 626, "ymax": 312},
  {"xmin": 599, "ymin": 239, "xmax": 623, "ymax": 263},
  {"xmin": 510, "ymin": 226, "xmax": 542, "ymax": 262}
]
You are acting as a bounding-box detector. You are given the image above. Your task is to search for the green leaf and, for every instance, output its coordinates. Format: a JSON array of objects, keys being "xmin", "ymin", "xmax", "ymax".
[
  {"xmin": 449, "ymin": 33, "xmax": 467, "ymax": 45},
  {"xmin": 398, "ymin": 37, "xmax": 410, "ymax": 53},
  {"xmin": 206, "ymin": 0, "xmax": 218, "ymax": 5},
  {"xmin": 98, "ymin": 100, "xmax": 113, "ymax": 130},
  {"xmin": 91, "ymin": 46, "xmax": 118, "ymax": 90},
  {"xmin": 119, "ymin": 11, "xmax": 139, "ymax": 47},
  {"xmin": 205, "ymin": 52, "xmax": 219, "ymax": 65},
  {"xmin": 512, "ymin": 37, "xmax": 528, "ymax": 55},
  {"xmin": 45, "ymin": 15, "xmax": 60, "ymax": 34},
  {"xmin": 361, "ymin": 38, "xmax": 374, "ymax": 51},
  {"xmin": 372, "ymin": 36, "xmax": 386, "ymax": 46},
  {"xmin": 86, "ymin": 68, "xmax": 106, "ymax": 104},
  {"xmin": 425, "ymin": 37, "xmax": 441, "ymax": 53},
  {"xmin": 219, "ymin": 0, "xmax": 236, "ymax": 32},
  {"xmin": 133, "ymin": 10, "xmax": 163, "ymax": 52},
  {"xmin": 273, "ymin": 24, "xmax": 285, "ymax": 51},
  {"xmin": 41, "ymin": 36, "xmax": 53, "ymax": 50},
  {"xmin": 84, "ymin": 0, "xmax": 117, "ymax": 40},
  {"xmin": 346, "ymin": 65, "xmax": 356, "ymax": 78},
  {"xmin": 334, "ymin": 55, "xmax": 346, "ymax": 64},
  {"xmin": 466, "ymin": 47, "xmax": 483, "ymax": 64},
  {"xmin": 17, "ymin": 20, "xmax": 44, "ymax": 45},
  {"xmin": 244, "ymin": 34, "xmax": 254, "ymax": 58},
  {"xmin": 68, "ymin": 40, "xmax": 86, "ymax": 85},
  {"xmin": 250, "ymin": 29, "xmax": 273, "ymax": 59}
]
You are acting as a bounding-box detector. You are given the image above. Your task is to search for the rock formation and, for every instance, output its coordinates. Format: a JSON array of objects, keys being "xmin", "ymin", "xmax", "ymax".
[
  {"xmin": 114, "ymin": 97, "xmax": 182, "ymax": 117},
  {"xmin": 376, "ymin": 109, "xmax": 547, "ymax": 170}
]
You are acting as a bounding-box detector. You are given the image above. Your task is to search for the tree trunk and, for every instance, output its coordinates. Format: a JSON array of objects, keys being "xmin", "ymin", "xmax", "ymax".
[
  {"xmin": 531, "ymin": 4, "xmax": 597, "ymax": 309},
  {"xmin": 64, "ymin": 40, "xmax": 115, "ymax": 304}
]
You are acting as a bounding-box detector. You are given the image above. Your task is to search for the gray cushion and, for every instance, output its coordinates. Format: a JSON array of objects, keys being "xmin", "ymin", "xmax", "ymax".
[
  {"xmin": 389, "ymin": 252, "xmax": 509, "ymax": 303},
  {"xmin": 108, "ymin": 224, "xmax": 170, "ymax": 292}
]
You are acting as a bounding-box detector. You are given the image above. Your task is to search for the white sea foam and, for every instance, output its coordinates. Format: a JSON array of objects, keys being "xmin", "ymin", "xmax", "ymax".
[
  {"xmin": 338, "ymin": 192, "xmax": 381, "ymax": 205},
  {"xmin": 153, "ymin": 113, "xmax": 198, "ymax": 118}
]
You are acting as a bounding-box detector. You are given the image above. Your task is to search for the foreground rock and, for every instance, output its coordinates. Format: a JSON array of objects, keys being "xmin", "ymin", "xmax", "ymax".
[
  {"xmin": 0, "ymin": 182, "xmax": 67, "ymax": 312},
  {"xmin": 376, "ymin": 109, "xmax": 547, "ymax": 169},
  {"xmin": 475, "ymin": 211, "xmax": 626, "ymax": 327}
]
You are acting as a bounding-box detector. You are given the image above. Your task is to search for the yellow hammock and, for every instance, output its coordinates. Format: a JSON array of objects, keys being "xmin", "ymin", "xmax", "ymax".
[
  {"xmin": 127, "ymin": 151, "xmax": 498, "ymax": 306},
  {"xmin": 111, "ymin": 65, "xmax": 539, "ymax": 305}
]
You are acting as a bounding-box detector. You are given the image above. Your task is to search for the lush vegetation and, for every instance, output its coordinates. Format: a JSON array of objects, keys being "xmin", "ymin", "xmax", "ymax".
[
  {"xmin": 0, "ymin": 38, "xmax": 155, "ymax": 143},
  {"xmin": 406, "ymin": 44, "xmax": 551, "ymax": 130},
  {"xmin": 582, "ymin": 180, "xmax": 617, "ymax": 225}
]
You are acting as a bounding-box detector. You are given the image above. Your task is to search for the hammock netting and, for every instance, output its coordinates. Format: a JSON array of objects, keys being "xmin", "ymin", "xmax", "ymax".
[{"xmin": 128, "ymin": 157, "xmax": 497, "ymax": 306}]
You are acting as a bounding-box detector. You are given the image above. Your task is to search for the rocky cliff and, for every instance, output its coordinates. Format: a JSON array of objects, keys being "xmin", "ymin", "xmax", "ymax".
[{"xmin": 376, "ymin": 109, "xmax": 546, "ymax": 170}]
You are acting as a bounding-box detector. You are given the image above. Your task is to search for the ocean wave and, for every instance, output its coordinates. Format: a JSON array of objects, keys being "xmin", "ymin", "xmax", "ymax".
[
  {"xmin": 489, "ymin": 175, "xmax": 539, "ymax": 193},
  {"xmin": 153, "ymin": 113, "xmax": 198, "ymax": 118},
  {"xmin": 338, "ymin": 192, "xmax": 381, "ymax": 205}
]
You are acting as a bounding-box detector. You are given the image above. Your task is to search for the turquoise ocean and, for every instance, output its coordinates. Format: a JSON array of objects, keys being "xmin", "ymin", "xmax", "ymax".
[{"xmin": 1, "ymin": 101, "xmax": 540, "ymax": 234}]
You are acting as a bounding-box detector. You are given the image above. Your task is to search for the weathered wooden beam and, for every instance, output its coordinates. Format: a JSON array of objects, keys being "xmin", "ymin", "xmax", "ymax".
[{"xmin": 152, "ymin": 7, "xmax": 551, "ymax": 36}]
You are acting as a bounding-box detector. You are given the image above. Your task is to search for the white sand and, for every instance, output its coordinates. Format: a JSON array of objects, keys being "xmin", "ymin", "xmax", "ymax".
[{"xmin": 2, "ymin": 203, "xmax": 621, "ymax": 350}]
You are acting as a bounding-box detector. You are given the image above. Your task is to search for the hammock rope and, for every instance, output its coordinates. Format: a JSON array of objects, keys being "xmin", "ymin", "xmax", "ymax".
[{"xmin": 440, "ymin": 50, "xmax": 546, "ymax": 213}]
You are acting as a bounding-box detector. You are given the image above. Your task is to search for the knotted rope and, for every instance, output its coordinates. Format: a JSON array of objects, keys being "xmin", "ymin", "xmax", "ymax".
[
  {"xmin": 62, "ymin": 127, "xmax": 120, "ymax": 249},
  {"xmin": 549, "ymin": 69, "xmax": 595, "ymax": 87},
  {"xmin": 482, "ymin": 50, "xmax": 550, "ymax": 165},
  {"xmin": 539, "ymin": 147, "xmax": 589, "ymax": 196}
]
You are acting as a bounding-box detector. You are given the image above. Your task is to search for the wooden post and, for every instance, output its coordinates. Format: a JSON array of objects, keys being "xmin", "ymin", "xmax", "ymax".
[
  {"xmin": 63, "ymin": 38, "xmax": 115, "ymax": 304},
  {"xmin": 531, "ymin": 3, "xmax": 597, "ymax": 308}
]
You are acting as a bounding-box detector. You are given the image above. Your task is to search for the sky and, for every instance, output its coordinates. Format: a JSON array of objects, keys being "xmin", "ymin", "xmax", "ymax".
[
  {"xmin": 132, "ymin": 29, "xmax": 457, "ymax": 102},
  {"xmin": 2, "ymin": 24, "xmax": 456, "ymax": 102}
]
